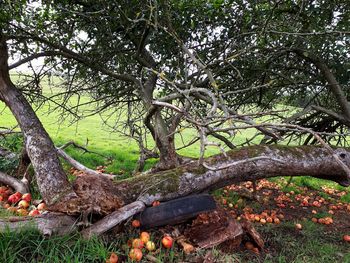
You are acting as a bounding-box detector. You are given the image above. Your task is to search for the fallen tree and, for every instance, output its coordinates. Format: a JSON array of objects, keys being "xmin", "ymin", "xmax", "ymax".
[
  {"xmin": 1, "ymin": 144, "xmax": 350, "ymax": 237},
  {"xmin": 51, "ymin": 144, "xmax": 350, "ymax": 216}
]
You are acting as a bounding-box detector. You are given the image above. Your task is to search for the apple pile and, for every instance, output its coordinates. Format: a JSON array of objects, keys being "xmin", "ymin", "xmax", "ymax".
[
  {"xmin": 125, "ymin": 230, "xmax": 173, "ymax": 261},
  {"xmin": 0, "ymin": 186, "xmax": 46, "ymax": 216},
  {"xmin": 239, "ymin": 208, "xmax": 283, "ymax": 225}
]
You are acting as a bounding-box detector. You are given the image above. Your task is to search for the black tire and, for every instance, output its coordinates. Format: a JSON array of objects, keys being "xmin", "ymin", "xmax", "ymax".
[{"xmin": 134, "ymin": 194, "xmax": 217, "ymax": 229}]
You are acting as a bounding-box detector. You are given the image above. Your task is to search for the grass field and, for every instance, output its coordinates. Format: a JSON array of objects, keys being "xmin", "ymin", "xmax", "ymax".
[{"xmin": 0, "ymin": 77, "xmax": 349, "ymax": 262}]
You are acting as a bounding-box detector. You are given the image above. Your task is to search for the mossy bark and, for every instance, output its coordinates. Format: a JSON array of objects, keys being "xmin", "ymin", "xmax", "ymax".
[{"xmin": 51, "ymin": 145, "xmax": 350, "ymax": 215}]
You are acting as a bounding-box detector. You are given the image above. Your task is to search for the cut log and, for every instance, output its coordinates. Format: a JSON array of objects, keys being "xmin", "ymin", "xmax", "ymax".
[
  {"xmin": 134, "ymin": 194, "xmax": 216, "ymax": 229},
  {"xmin": 0, "ymin": 212, "xmax": 77, "ymax": 236}
]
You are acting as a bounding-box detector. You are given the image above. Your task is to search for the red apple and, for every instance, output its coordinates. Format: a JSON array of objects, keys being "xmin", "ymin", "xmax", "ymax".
[
  {"xmin": 132, "ymin": 238, "xmax": 144, "ymax": 249},
  {"xmin": 343, "ymin": 235, "xmax": 350, "ymax": 242},
  {"xmin": 21, "ymin": 193, "xmax": 32, "ymax": 202},
  {"xmin": 29, "ymin": 209, "xmax": 40, "ymax": 216},
  {"xmin": 161, "ymin": 236, "xmax": 173, "ymax": 249},
  {"xmin": 129, "ymin": 248, "xmax": 142, "ymax": 261},
  {"xmin": 8, "ymin": 192, "xmax": 22, "ymax": 204},
  {"xmin": 152, "ymin": 200, "xmax": 160, "ymax": 207},
  {"xmin": 0, "ymin": 186, "xmax": 8, "ymax": 194},
  {"xmin": 131, "ymin": 219, "xmax": 140, "ymax": 228},
  {"xmin": 108, "ymin": 252, "xmax": 118, "ymax": 263}
]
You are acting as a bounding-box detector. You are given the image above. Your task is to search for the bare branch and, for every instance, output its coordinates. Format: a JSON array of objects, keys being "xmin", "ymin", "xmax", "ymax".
[
  {"xmin": 56, "ymin": 148, "xmax": 116, "ymax": 179},
  {"xmin": 0, "ymin": 171, "xmax": 29, "ymax": 193},
  {"xmin": 80, "ymin": 201, "xmax": 145, "ymax": 239}
]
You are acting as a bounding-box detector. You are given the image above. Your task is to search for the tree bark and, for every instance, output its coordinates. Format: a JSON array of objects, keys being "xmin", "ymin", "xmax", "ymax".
[
  {"xmin": 50, "ymin": 145, "xmax": 350, "ymax": 215},
  {"xmin": 0, "ymin": 33, "xmax": 74, "ymax": 205},
  {"xmin": 0, "ymin": 213, "xmax": 77, "ymax": 236}
]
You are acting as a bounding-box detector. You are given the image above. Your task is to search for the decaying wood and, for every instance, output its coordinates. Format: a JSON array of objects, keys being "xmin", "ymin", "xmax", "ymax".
[
  {"xmin": 80, "ymin": 201, "xmax": 145, "ymax": 239},
  {"xmin": 185, "ymin": 209, "xmax": 243, "ymax": 249},
  {"xmin": 241, "ymin": 220, "xmax": 265, "ymax": 249},
  {"xmin": 0, "ymin": 212, "xmax": 77, "ymax": 236}
]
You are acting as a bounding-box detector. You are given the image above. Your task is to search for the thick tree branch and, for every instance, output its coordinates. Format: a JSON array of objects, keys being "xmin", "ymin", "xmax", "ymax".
[
  {"xmin": 292, "ymin": 49, "xmax": 350, "ymax": 121},
  {"xmin": 0, "ymin": 213, "xmax": 77, "ymax": 236},
  {"xmin": 0, "ymin": 171, "xmax": 29, "ymax": 193},
  {"xmin": 56, "ymin": 148, "xmax": 115, "ymax": 179},
  {"xmin": 80, "ymin": 201, "xmax": 145, "ymax": 239}
]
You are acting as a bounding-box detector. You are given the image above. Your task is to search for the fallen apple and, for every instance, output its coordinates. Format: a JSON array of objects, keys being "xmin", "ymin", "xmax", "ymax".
[
  {"xmin": 18, "ymin": 200, "xmax": 30, "ymax": 209},
  {"xmin": 152, "ymin": 201, "xmax": 160, "ymax": 207},
  {"xmin": 37, "ymin": 202, "xmax": 47, "ymax": 211},
  {"xmin": 146, "ymin": 241, "xmax": 156, "ymax": 251},
  {"xmin": 108, "ymin": 252, "xmax": 118, "ymax": 263},
  {"xmin": 8, "ymin": 192, "xmax": 22, "ymax": 204},
  {"xmin": 21, "ymin": 193, "xmax": 31, "ymax": 202},
  {"xmin": 131, "ymin": 219, "xmax": 140, "ymax": 228},
  {"xmin": 161, "ymin": 236, "xmax": 173, "ymax": 249},
  {"xmin": 140, "ymin": 232, "xmax": 150, "ymax": 243},
  {"xmin": 343, "ymin": 235, "xmax": 350, "ymax": 242},
  {"xmin": 29, "ymin": 209, "xmax": 40, "ymax": 216},
  {"xmin": 17, "ymin": 208, "xmax": 28, "ymax": 216},
  {"xmin": 295, "ymin": 223, "xmax": 302, "ymax": 230},
  {"xmin": 132, "ymin": 238, "xmax": 144, "ymax": 249},
  {"xmin": 129, "ymin": 248, "xmax": 142, "ymax": 261}
]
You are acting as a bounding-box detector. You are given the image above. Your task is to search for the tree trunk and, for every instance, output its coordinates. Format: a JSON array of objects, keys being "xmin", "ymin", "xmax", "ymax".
[
  {"xmin": 50, "ymin": 145, "xmax": 350, "ymax": 215},
  {"xmin": 142, "ymin": 74, "xmax": 180, "ymax": 170},
  {"xmin": 0, "ymin": 34, "xmax": 74, "ymax": 205}
]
